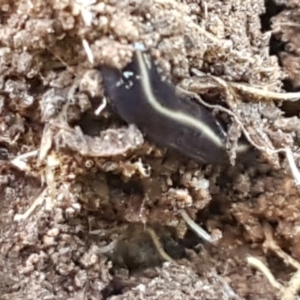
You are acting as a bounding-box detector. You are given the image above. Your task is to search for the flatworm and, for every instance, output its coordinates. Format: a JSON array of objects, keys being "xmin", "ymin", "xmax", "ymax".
[{"xmin": 100, "ymin": 50, "xmax": 228, "ymax": 164}]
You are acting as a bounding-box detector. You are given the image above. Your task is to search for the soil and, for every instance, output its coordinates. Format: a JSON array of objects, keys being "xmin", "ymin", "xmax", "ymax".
[{"xmin": 1, "ymin": 0, "xmax": 300, "ymax": 299}]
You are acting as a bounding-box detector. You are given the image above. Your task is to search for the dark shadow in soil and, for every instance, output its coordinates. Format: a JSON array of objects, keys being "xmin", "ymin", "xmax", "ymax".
[
  {"xmin": 260, "ymin": 0, "xmax": 300, "ymax": 116},
  {"xmin": 260, "ymin": 0, "xmax": 285, "ymax": 32}
]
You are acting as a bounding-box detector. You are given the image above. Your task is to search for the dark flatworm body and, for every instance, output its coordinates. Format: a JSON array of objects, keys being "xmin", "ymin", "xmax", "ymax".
[{"xmin": 100, "ymin": 50, "xmax": 228, "ymax": 164}]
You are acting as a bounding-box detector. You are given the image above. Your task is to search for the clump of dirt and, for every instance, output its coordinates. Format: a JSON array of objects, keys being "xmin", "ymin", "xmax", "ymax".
[
  {"xmin": 271, "ymin": 1, "xmax": 300, "ymax": 89},
  {"xmin": 1, "ymin": 0, "xmax": 300, "ymax": 299}
]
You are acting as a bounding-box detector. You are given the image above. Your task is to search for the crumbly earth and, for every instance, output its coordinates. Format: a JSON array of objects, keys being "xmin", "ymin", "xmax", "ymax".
[{"xmin": 1, "ymin": 0, "xmax": 300, "ymax": 299}]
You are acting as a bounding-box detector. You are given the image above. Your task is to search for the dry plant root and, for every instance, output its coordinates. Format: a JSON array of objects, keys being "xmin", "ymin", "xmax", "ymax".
[
  {"xmin": 229, "ymin": 82, "xmax": 300, "ymax": 102},
  {"xmin": 12, "ymin": 150, "xmax": 61, "ymax": 221},
  {"xmin": 180, "ymin": 209, "xmax": 217, "ymax": 243},
  {"xmin": 94, "ymin": 97, "xmax": 107, "ymax": 115},
  {"xmin": 247, "ymin": 256, "xmax": 283, "ymax": 291},
  {"xmin": 247, "ymin": 222, "xmax": 300, "ymax": 300},
  {"xmin": 190, "ymin": 68, "xmax": 300, "ymax": 102},
  {"xmin": 146, "ymin": 227, "xmax": 176, "ymax": 264},
  {"xmin": 82, "ymin": 38, "xmax": 94, "ymax": 64},
  {"xmin": 11, "ymin": 150, "xmax": 50, "ymax": 221},
  {"xmin": 177, "ymin": 76, "xmax": 300, "ymax": 188},
  {"xmin": 14, "ymin": 188, "xmax": 47, "ymax": 221},
  {"xmin": 10, "ymin": 150, "xmax": 38, "ymax": 173}
]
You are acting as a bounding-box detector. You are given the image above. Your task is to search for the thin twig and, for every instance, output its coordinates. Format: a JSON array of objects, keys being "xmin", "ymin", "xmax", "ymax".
[
  {"xmin": 285, "ymin": 270, "xmax": 300, "ymax": 300},
  {"xmin": 191, "ymin": 68, "xmax": 300, "ymax": 102},
  {"xmin": 230, "ymin": 82, "xmax": 300, "ymax": 102},
  {"xmin": 14, "ymin": 188, "xmax": 47, "ymax": 221},
  {"xmin": 10, "ymin": 150, "xmax": 38, "ymax": 172},
  {"xmin": 146, "ymin": 227, "xmax": 176, "ymax": 264},
  {"xmin": 263, "ymin": 223, "xmax": 300, "ymax": 270},
  {"xmin": 261, "ymin": 222, "xmax": 300, "ymax": 300},
  {"xmin": 180, "ymin": 209, "xmax": 214, "ymax": 243},
  {"xmin": 82, "ymin": 39, "xmax": 94, "ymax": 64},
  {"xmin": 247, "ymin": 256, "xmax": 283, "ymax": 291},
  {"xmin": 247, "ymin": 255, "xmax": 300, "ymax": 300},
  {"xmin": 95, "ymin": 97, "xmax": 107, "ymax": 115}
]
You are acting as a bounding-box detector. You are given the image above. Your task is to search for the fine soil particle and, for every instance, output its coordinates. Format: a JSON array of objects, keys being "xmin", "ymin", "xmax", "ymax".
[{"xmin": 1, "ymin": 0, "xmax": 300, "ymax": 299}]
